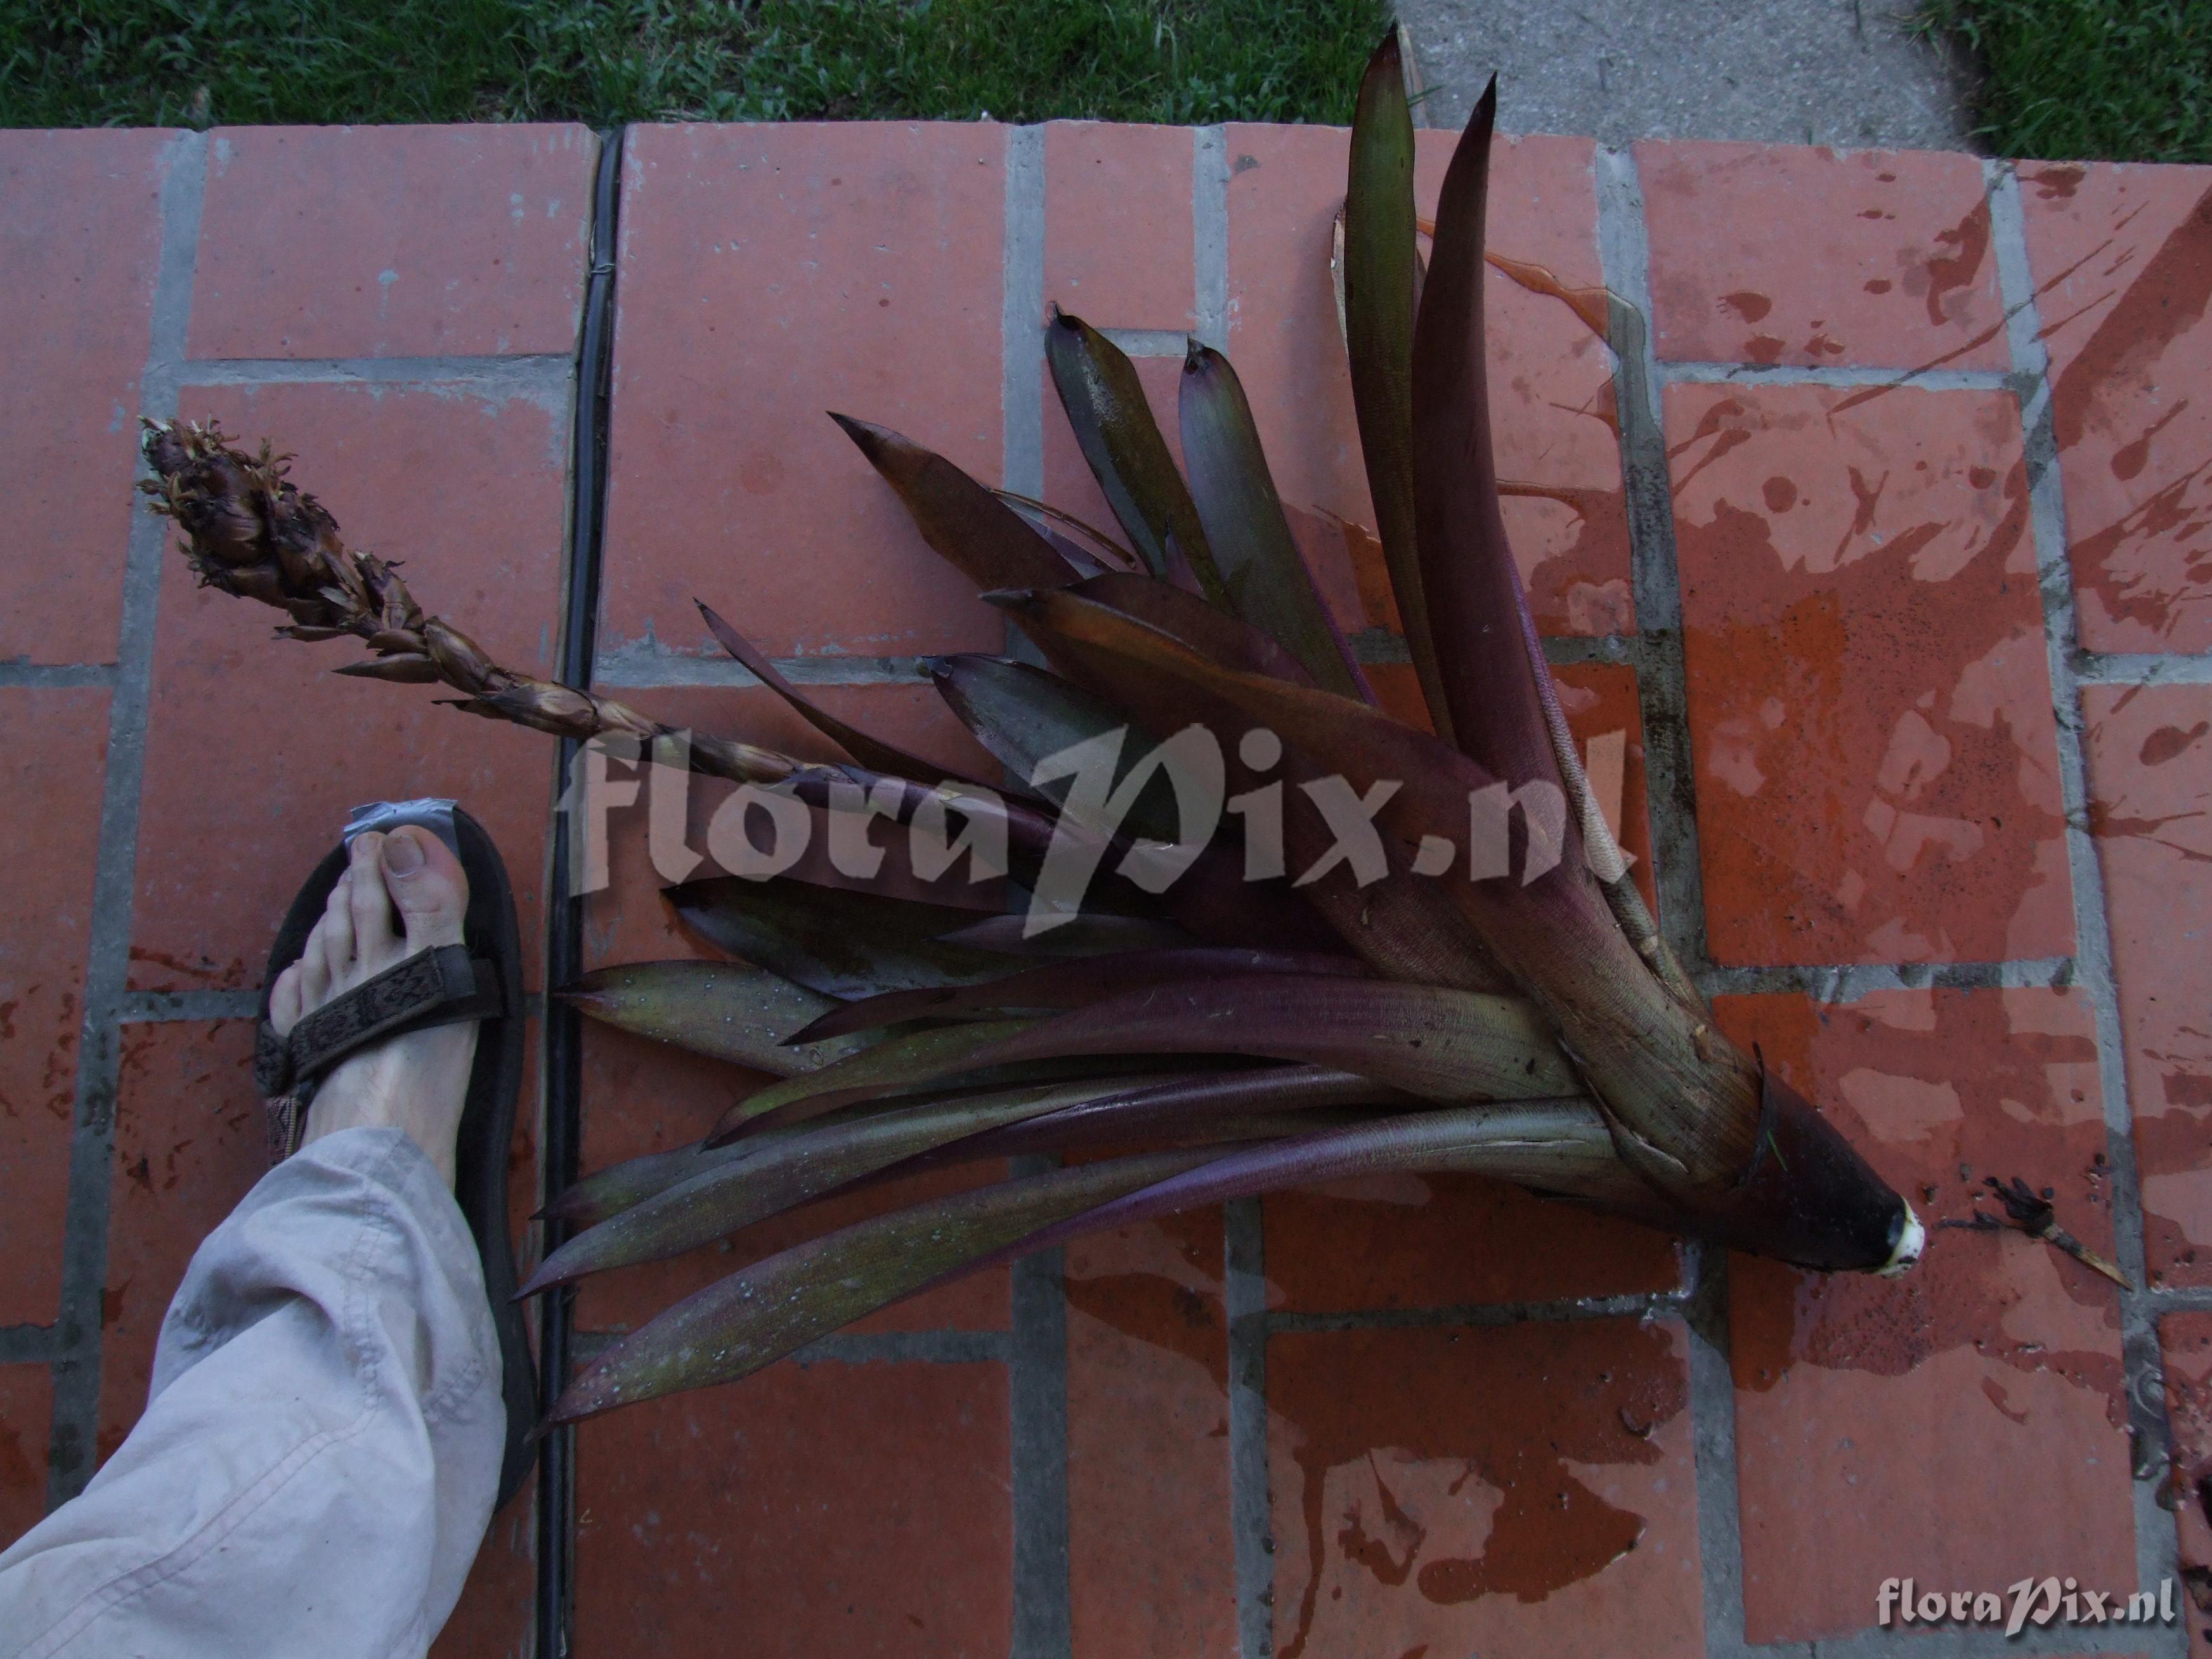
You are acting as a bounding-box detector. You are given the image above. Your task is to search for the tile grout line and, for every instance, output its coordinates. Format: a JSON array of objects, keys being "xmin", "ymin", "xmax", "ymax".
[
  {"xmin": 1656, "ymin": 360, "xmax": 2013, "ymax": 393},
  {"xmin": 1802, "ymin": 1620, "xmax": 2173, "ymax": 1657},
  {"xmin": 1986, "ymin": 159, "xmax": 2186, "ymax": 1659},
  {"xmin": 1193, "ymin": 126, "xmax": 1228, "ymax": 353},
  {"xmin": 0, "ymin": 664, "xmax": 117, "ymax": 690},
  {"xmin": 1594, "ymin": 143, "xmax": 1759, "ymax": 1659},
  {"xmin": 1198, "ymin": 120, "xmax": 1276, "ymax": 1659},
  {"xmin": 1698, "ymin": 956, "xmax": 2075, "ymax": 1000},
  {"xmin": 44, "ymin": 129, "xmax": 207, "ymax": 1505},
  {"xmin": 1268, "ymin": 1287, "xmax": 1685, "ymax": 1335},
  {"xmin": 999, "ymin": 123, "xmax": 1074, "ymax": 1659},
  {"xmin": 535, "ymin": 122, "xmax": 625, "ymax": 1659},
  {"xmin": 2076, "ymin": 650, "xmax": 2212, "ymax": 686},
  {"xmin": 175, "ymin": 353, "xmax": 573, "ymax": 405},
  {"xmin": 1225, "ymin": 1198, "xmax": 1274, "ymax": 1659}
]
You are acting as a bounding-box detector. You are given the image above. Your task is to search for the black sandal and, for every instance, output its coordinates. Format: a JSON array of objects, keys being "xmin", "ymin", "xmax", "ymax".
[{"xmin": 252, "ymin": 798, "xmax": 537, "ymax": 1509}]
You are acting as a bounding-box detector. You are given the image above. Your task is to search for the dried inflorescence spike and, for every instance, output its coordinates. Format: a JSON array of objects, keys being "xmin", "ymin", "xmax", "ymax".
[{"xmin": 143, "ymin": 420, "xmax": 826, "ymax": 795}]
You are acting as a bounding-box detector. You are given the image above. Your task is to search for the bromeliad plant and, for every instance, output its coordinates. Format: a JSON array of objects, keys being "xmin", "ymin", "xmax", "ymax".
[{"xmin": 143, "ymin": 34, "xmax": 1922, "ymax": 1428}]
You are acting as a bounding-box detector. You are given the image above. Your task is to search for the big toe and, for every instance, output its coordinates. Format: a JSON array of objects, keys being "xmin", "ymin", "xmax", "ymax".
[{"xmin": 381, "ymin": 826, "xmax": 469, "ymax": 951}]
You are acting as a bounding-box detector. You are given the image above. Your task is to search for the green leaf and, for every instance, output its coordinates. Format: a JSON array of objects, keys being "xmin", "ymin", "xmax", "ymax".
[
  {"xmin": 725, "ymin": 971, "xmax": 1573, "ymax": 1142},
  {"xmin": 1409, "ymin": 81, "xmax": 1563, "ymax": 807},
  {"xmin": 933, "ymin": 911, "xmax": 1194, "ymax": 956},
  {"xmin": 558, "ymin": 961, "xmax": 863, "ymax": 1074},
  {"xmin": 1044, "ymin": 309, "xmax": 1226, "ymax": 600},
  {"xmin": 696, "ymin": 601, "xmax": 975, "ymax": 784},
  {"xmin": 941, "ymin": 1098, "xmax": 1670, "ymax": 1282},
  {"xmin": 791, "ymin": 946, "xmax": 1363, "ymax": 1041},
  {"xmin": 542, "ymin": 1148, "xmax": 1214, "ymax": 1424},
  {"xmin": 1344, "ymin": 30, "xmax": 1454, "ymax": 745},
  {"xmin": 970, "ymin": 973, "xmax": 1575, "ymax": 1101},
  {"xmin": 829, "ymin": 413, "xmax": 1070, "ymax": 592},
  {"xmin": 521, "ymin": 1075, "xmax": 1133, "ymax": 1294},
  {"xmin": 1176, "ymin": 343, "xmax": 1366, "ymax": 697},
  {"xmin": 668, "ymin": 875, "xmax": 1010, "ymax": 999},
  {"xmin": 710, "ymin": 1018, "xmax": 1034, "ymax": 1141},
  {"xmin": 930, "ymin": 653, "xmax": 1183, "ymax": 844}
]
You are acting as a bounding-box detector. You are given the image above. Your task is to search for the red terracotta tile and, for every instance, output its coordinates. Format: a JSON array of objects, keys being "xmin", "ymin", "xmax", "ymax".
[
  {"xmin": 573, "ymin": 1017, "xmax": 1008, "ymax": 1338},
  {"xmin": 603, "ymin": 125, "xmax": 1009, "ymax": 660},
  {"xmin": 2083, "ymin": 682, "xmax": 2212, "ymax": 1285},
  {"xmin": 97, "ymin": 1020, "xmax": 263, "ymax": 1466},
  {"xmin": 2018, "ymin": 163, "xmax": 2212, "ymax": 653},
  {"xmin": 0, "ymin": 1365, "xmax": 52, "ymax": 1552},
  {"xmin": 1064, "ymin": 1207, "xmax": 1235, "ymax": 1656},
  {"xmin": 1225, "ymin": 126, "xmax": 1630, "ymax": 635},
  {"xmin": 1267, "ymin": 1318, "xmax": 1704, "ymax": 1658},
  {"xmin": 1672, "ymin": 381, "xmax": 2072, "ymax": 965},
  {"xmin": 1265, "ymin": 1176, "xmax": 1679, "ymax": 1314},
  {"xmin": 0, "ymin": 689, "xmax": 111, "ymax": 1327},
  {"xmin": 1719, "ymin": 989, "xmax": 2132, "ymax": 1644},
  {"xmin": 1046, "ymin": 124, "xmax": 1194, "ymax": 328},
  {"xmin": 189, "ymin": 126, "xmax": 595, "ymax": 360},
  {"xmin": 431, "ymin": 1471, "xmax": 535, "ymax": 1659},
  {"xmin": 1638, "ymin": 141, "xmax": 2008, "ymax": 370},
  {"xmin": 132, "ymin": 380, "xmax": 566, "ymax": 992},
  {"xmin": 571, "ymin": 1358, "xmax": 1010, "ymax": 1655},
  {"xmin": 2163, "ymin": 1312, "xmax": 2212, "ymax": 1596},
  {"xmin": 0, "ymin": 130, "xmax": 172, "ymax": 665}
]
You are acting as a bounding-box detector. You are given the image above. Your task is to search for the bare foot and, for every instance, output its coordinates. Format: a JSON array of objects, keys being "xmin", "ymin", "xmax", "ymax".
[{"xmin": 268, "ymin": 826, "xmax": 477, "ymax": 1185}]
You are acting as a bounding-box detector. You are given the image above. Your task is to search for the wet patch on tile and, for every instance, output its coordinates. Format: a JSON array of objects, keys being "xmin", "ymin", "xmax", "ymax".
[
  {"xmin": 1719, "ymin": 989, "xmax": 2131, "ymax": 1643},
  {"xmin": 2083, "ymin": 682, "xmax": 2212, "ymax": 1285},
  {"xmin": 1672, "ymin": 382, "xmax": 2071, "ymax": 965},
  {"xmin": 2019, "ymin": 165, "xmax": 2212, "ymax": 653},
  {"xmin": 1267, "ymin": 1317, "xmax": 1705, "ymax": 1658}
]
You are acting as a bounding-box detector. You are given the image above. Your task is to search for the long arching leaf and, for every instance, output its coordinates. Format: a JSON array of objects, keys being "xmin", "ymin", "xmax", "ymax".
[
  {"xmin": 523, "ymin": 1076, "xmax": 1136, "ymax": 1294},
  {"xmin": 1045, "ymin": 310, "xmax": 1226, "ymax": 600},
  {"xmin": 1409, "ymin": 81, "xmax": 1563, "ymax": 807},
  {"xmin": 695, "ymin": 600, "xmax": 979, "ymax": 785},
  {"xmin": 929, "ymin": 653, "xmax": 1183, "ymax": 844},
  {"xmin": 963, "ymin": 975, "xmax": 1571, "ymax": 1100},
  {"xmin": 524, "ymin": 1065, "xmax": 1382, "ymax": 1294},
  {"xmin": 710, "ymin": 1018, "xmax": 1036, "ymax": 1140},
  {"xmin": 829, "ymin": 413, "xmax": 1070, "ymax": 592},
  {"xmin": 542, "ymin": 1148, "xmax": 1214, "ymax": 1425},
  {"xmin": 934, "ymin": 911, "xmax": 1194, "ymax": 956},
  {"xmin": 715, "ymin": 972, "xmax": 1571, "ymax": 1143},
  {"xmin": 790, "ymin": 946, "xmax": 1365, "ymax": 1042},
  {"xmin": 1344, "ymin": 30, "xmax": 1452, "ymax": 743},
  {"xmin": 668, "ymin": 876, "xmax": 1010, "ymax": 998},
  {"xmin": 941, "ymin": 1098, "xmax": 1670, "ymax": 1284},
  {"xmin": 1177, "ymin": 344, "xmax": 1367, "ymax": 698},
  {"xmin": 558, "ymin": 961, "xmax": 863, "ymax": 1074}
]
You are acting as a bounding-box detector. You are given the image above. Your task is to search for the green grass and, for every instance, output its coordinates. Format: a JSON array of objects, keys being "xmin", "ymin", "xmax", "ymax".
[
  {"xmin": 1, "ymin": 0, "xmax": 1389, "ymax": 128},
  {"xmin": 1916, "ymin": 0, "xmax": 2209, "ymax": 162}
]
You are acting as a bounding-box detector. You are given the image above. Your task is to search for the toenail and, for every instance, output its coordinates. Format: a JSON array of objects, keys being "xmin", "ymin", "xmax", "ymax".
[{"xmin": 382, "ymin": 831, "xmax": 425, "ymax": 876}]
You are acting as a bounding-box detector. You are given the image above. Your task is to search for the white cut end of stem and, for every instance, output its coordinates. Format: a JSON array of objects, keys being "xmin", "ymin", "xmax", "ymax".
[{"xmin": 1877, "ymin": 1204, "xmax": 1925, "ymax": 1277}]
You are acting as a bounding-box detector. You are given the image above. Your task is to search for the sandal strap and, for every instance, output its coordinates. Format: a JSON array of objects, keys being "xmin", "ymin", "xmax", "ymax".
[{"xmin": 254, "ymin": 942, "xmax": 504, "ymax": 1098}]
